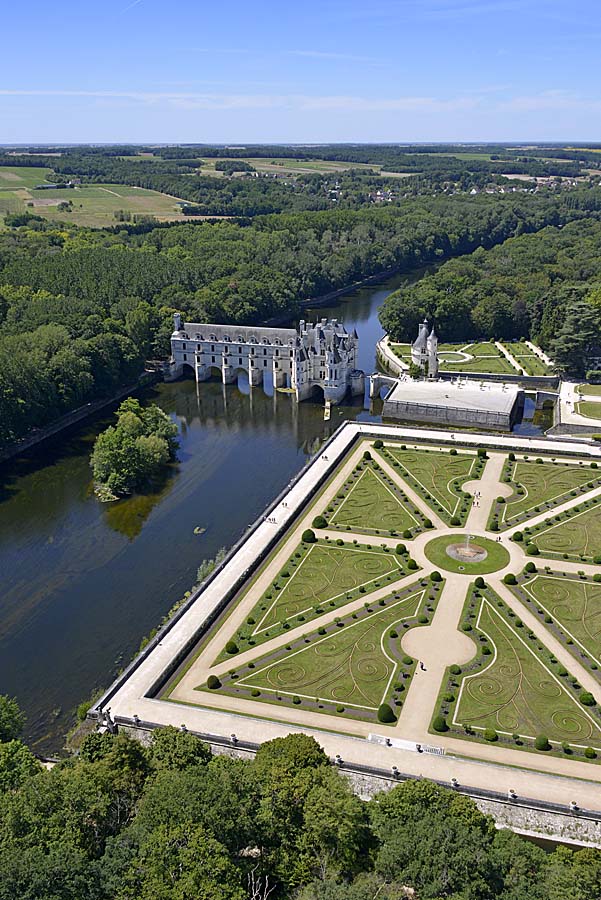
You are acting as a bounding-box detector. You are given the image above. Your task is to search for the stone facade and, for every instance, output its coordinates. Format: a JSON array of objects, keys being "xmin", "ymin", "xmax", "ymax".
[
  {"xmin": 411, "ymin": 319, "xmax": 439, "ymax": 378},
  {"xmin": 169, "ymin": 314, "xmax": 363, "ymax": 404}
]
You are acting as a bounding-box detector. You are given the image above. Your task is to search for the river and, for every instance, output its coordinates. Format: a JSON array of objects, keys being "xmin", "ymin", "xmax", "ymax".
[{"xmin": 0, "ymin": 271, "xmax": 547, "ymax": 753}]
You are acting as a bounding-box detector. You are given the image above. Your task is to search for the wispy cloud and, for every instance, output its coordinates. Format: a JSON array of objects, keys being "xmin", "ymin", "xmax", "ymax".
[
  {"xmin": 120, "ymin": 0, "xmax": 143, "ymax": 14},
  {"xmin": 0, "ymin": 88, "xmax": 474, "ymax": 112},
  {"xmin": 2, "ymin": 86, "xmax": 599, "ymax": 116},
  {"xmin": 287, "ymin": 49, "xmax": 380, "ymax": 64}
]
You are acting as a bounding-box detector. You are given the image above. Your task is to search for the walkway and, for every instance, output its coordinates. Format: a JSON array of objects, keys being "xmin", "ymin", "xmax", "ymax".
[{"xmin": 99, "ymin": 422, "xmax": 601, "ymax": 810}]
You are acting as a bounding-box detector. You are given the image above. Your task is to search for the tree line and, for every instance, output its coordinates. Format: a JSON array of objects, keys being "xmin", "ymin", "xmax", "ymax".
[
  {"xmin": 379, "ymin": 216, "xmax": 601, "ymax": 374},
  {"xmin": 0, "ymin": 190, "xmax": 598, "ymax": 448},
  {"xmin": 0, "ymin": 701, "xmax": 600, "ymax": 900}
]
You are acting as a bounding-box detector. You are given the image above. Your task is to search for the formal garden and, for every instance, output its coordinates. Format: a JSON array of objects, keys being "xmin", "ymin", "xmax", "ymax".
[
  {"xmin": 377, "ymin": 443, "xmax": 483, "ymax": 524},
  {"xmin": 510, "ymin": 571, "xmax": 601, "ymax": 671},
  {"xmin": 314, "ymin": 456, "xmax": 430, "ymax": 537},
  {"xmin": 202, "ymin": 578, "xmax": 443, "ymax": 723},
  {"xmin": 488, "ymin": 455, "xmax": 601, "ymax": 531},
  {"xmin": 170, "ymin": 437, "xmax": 601, "ymax": 767},
  {"xmin": 433, "ymin": 584, "xmax": 601, "ymax": 760},
  {"xmin": 522, "ymin": 498, "xmax": 601, "ymax": 563}
]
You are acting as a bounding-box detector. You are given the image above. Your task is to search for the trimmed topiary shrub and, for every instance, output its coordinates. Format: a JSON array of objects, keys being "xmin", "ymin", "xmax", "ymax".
[
  {"xmin": 450, "ymin": 664, "xmax": 461, "ymax": 675},
  {"xmin": 363, "ymin": 450, "xmax": 372, "ymax": 460},
  {"xmin": 450, "ymin": 516, "xmax": 461, "ymax": 527},
  {"xmin": 503, "ymin": 573, "xmax": 517, "ymax": 585},
  {"xmin": 395, "ymin": 543, "xmax": 407, "ymax": 554},
  {"xmin": 302, "ymin": 529, "xmax": 316, "ymax": 543},
  {"xmin": 526, "ymin": 543, "xmax": 540, "ymax": 556},
  {"xmin": 312, "ymin": 515, "xmax": 327, "ymax": 529},
  {"xmin": 484, "ymin": 728, "xmax": 498, "ymax": 742},
  {"xmin": 430, "ymin": 571, "xmax": 442, "ymax": 583},
  {"xmin": 535, "ymin": 734, "xmax": 551, "ymax": 751},
  {"xmin": 580, "ymin": 692, "xmax": 596, "ymax": 707},
  {"xmin": 225, "ymin": 640, "xmax": 239, "ymax": 655},
  {"xmin": 432, "ymin": 714, "xmax": 448, "ymax": 732},
  {"xmin": 474, "ymin": 577, "xmax": 485, "ymax": 589},
  {"xmin": 207, "ymin": 675, "xmax": 221, "ymax": 690},
  {"xmin": 513, "ymin": 531, "xmax": 523, "ymax": 542},
  {"xmin": 373, "ymin": 439, "xmax": 383, "ymax": 449},
  {"xmin": 407, "ymin": 558, "xmax": 418, "ymax": 570},
  {"xmin": 477, "ymin": 448, "xmax": 488, "ymax": 459},
  {"xmin": 524, "ymin": 561, "xmax": 537, "ymax": 573},
  {"xmin": 585, "ymin": 747, "xmax": 597, "ymax": 759},
  {"xmin": 377, "ymin": 703, "xmax": 396, "ymax": 724}
]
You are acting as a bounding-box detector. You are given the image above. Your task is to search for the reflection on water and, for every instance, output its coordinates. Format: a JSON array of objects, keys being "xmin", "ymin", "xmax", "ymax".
[{"xmin": 0, "ymin": 268, "xmax": 549, "ymax": 753}]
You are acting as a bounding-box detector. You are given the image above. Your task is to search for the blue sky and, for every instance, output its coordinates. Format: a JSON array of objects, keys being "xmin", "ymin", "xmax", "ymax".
[{"xmin": 1, "ymin": 0, "xmax": 600, "ymax": 143}]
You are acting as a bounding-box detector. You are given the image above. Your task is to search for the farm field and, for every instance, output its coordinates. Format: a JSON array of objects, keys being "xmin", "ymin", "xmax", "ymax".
[
  {"xmin": 0, "ymin": 171, "xmax": 205, "ymax": 227},
  {"xmin": 378, "ymin": 444, "xmax": 479, "ymax": 523},
  {"xmin": 530, "ymin": 503, "xmax": 601, "ymax": 561},
  {"xmin": 199, "ymin": 157, "xmax": 380, "ymax": 176},
  {"xmin": 516, "ymin": 574, "xmax": 601, "ymax": 667},
  {"xmin": 500, "ymin": 459, "xmax": 600, "ymax": 526},
  {"xmin": 321, "ymin": 460, "xmax": 423, "ymax": 536},
  {"xmin": 0, "ymin": 164, "xmax": 55, "ymax": 190},
  {"xmin": 208, "ymin": 584, "xmax": 431, "ymax": 721}
]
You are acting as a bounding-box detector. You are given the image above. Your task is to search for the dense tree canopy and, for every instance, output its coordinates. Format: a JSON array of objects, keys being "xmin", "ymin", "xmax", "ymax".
[
  {"xmin": 90, "ymin": 398, "xmax": 178, "ymax": 497},
  {"xmin": 0, "ymin": 716, "xmax": 600, "ymax": 900},
  {"xmin": 379, "ymin": 218, "xmax": 601, "ymax": 373}
]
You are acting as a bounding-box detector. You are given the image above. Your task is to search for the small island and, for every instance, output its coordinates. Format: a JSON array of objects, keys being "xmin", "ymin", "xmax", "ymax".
[{"xmin": 91, "ymin": 398, "xmax": 179, "ymax": 500}]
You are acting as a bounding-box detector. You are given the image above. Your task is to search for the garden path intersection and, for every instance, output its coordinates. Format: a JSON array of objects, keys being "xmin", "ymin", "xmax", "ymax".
[{"xmin": 94, "ymin": 423, "xmax": 601, "ymax": 815}]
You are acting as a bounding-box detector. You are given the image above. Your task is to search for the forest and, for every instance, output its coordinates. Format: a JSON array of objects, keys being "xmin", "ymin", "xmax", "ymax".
[
  {"xmin": 0, "ymin": 703, "xmax": 600, "ymax": 900},
  {"xmin": 379, "ymin": 217, "xmax": 601, "ymax": 374},
  {"xmin": 1, "ymin": 189, "xmax": 591, "ymax": 449}
]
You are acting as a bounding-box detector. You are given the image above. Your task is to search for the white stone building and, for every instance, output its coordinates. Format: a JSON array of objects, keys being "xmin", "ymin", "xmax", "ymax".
[
  {"xmin": 411, "ymin": 319, "xmax": 439, "ymax": 377},
  {"xmin": 169, "ymin": 314, "xmax": 363, "ymax": 404}
]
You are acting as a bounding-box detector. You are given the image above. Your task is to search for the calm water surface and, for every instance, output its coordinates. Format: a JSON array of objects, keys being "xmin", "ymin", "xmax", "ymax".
[{"xmin": 0, "ymin": 272, "xmax": 546, "ymax": 753}]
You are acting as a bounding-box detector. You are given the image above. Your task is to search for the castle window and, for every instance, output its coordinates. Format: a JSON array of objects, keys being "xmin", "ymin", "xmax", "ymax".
[
  {"xmin": 197, "ymin": 344, "xmax": 200, "ymax": 351},
  {"xmin": 211, "ymin": 344, "xmax": 214, "ymax": 352},
  {"xmin": 274, "ymin": 362, "xmax": 278, "ymax": 369},
  {"xmin": 183, "ymin": 353, "xmax": 187, "ymax": 361},
  {"xmin": 212, "ymin": 356, "xmax": 215, "ymax": 363},
  {"xmin": 238, "ymin": 347, "xmax": 242, "ymax": 353},
  {"xmin": 264, "ymin": 360, "xmax": 267, "ymax": 367},
  {"xmin": 264, "ymin": 349, "xmax": 267, "ymax": 356},
  {"xmin": 290, "ymin": 350, "xmax": 293, "ymax": 357},
  {"xmin": 182, "ymin": 343, "xmax": 186, "ymax": 350},
  {"xmin": 238, "ymin": 357, "xmax": 242, "ymax": 365},
  {"xmin": 275, "ymin": 349, "xmax": 279, "ymax": 357}
]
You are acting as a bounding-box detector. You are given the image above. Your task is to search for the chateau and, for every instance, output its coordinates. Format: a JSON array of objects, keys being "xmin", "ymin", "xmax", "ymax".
[{"xmin": 169, "ymin": 314, "xmax": 364, "ymax": 404}]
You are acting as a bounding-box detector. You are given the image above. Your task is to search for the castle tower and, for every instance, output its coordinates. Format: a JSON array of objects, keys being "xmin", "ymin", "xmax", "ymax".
[
  {"xmin": 411, "ymin": 319, "xmax": 430, "ymax": 375},
  {"xmin": 427, "ymin": 325, "xmax": 438, "ymax": 378}
]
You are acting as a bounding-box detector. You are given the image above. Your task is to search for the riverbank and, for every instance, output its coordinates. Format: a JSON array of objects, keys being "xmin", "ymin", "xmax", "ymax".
[{"xmin": 0, "ymin": 371, "xmax": 160, "ymax": 465}]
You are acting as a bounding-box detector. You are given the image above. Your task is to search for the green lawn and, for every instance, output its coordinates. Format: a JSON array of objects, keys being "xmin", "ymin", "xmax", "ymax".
[
  {"xmin": 577, "ymin": 384, "xmax": 601, "ymax": 397},
  {"xmin": 530, "ymin": 504, "xmax": 601, "ymax": 561},
  {"xmin": 323, "ymin": 461, "xmax": 423, "ymax": 536},
  {"xmin": 518, "ymin": 574, "xmax": 601, "ymax": 667},
  {"xmin": 0, "ymin": 165, "xmax": 55, "ymax": 190},
  {"xmin": 500, "ymin": 459, "xmax": 600, "ymax": 527},
  {"xmin": 207, "ymin": 582, "xmax": 434, "ymax": 721},
  {"xmin": 0, "ymin": 176, "xmax": 200, "ymax": 228},
  {"xmin": 214, "ymin": 539, "xmax": 409, "ymax": 661},
  {"xmin": 449, "ymin": 594, "xmax": 601, "ymax": 749},
  {"xmin": 379, "ymin": 445, "xmax": 480, "ymax": 523},
  {"xmin": 576, "ymin": 401, "xmax": 601, "ymax": 421},
  {"xmin": 424, "ymin": 534, "xmax": 510, "ymax": 575}
]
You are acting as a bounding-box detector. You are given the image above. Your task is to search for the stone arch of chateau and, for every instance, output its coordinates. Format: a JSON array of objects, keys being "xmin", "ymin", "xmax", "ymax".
[{"xmin": 169, "ymin": 314, "xmax": 364, "ymax": 405}]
